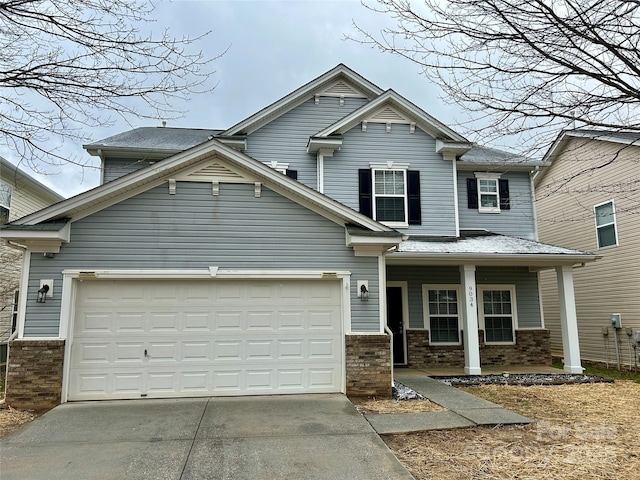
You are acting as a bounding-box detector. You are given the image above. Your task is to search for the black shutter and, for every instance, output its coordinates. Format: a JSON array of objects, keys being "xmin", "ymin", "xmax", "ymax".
[
  {"xmin": 499, "ymin": 179, "xmax": 510, "ymax": 210},
  {"xmin": 358, "ymin": 169, "xmax": 373, "ymax": 219},
  {"xmin": 285, "ymin": 169, "xmax": 298, "ymax": 180},
  {"xmin": 407, "ymin": 170, "xmax": 421, "ymax": 225},
  {"xmin": 467, "ymin": 178, "xmax": 478, "ymax": 209}
]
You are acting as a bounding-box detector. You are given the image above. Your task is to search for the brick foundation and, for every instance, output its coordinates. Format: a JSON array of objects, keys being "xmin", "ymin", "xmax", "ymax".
[
  {"xmin": 5, "ymin": 339, "xmax": 65, "ymax": 412},
  {"xmin": 406, "ymin": 329, "xmax": 551, "ymax": 369},
  {"xmin": 345, "ymin": 334, "xmax": 392, "ymax": 398}
]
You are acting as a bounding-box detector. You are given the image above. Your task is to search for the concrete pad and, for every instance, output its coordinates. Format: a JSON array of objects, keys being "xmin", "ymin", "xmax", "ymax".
[
  {"xmin": 183, "ymin": 434, "xmax": 413, "ymax": 480},
  {"xmin": 455, "ymin": 408, "xmax": 533, "ymax": 426},
  {"xmin": 0, "ymin": 440, "xmax": 192, "ymax": 480},
  {"xmin": 197, "ymin": 394, "xmax": 369, "ymax": 439},
  {"xmin": 5, "ymin": 398, "xmax": 208, "ymax": 444},
  {"xmin": 0, "ymin": 394, "xmax": 414, "ymax": 480},
  {"xmin": 365, "ymin": 411, "xmax": 475, "ymax": 434}
]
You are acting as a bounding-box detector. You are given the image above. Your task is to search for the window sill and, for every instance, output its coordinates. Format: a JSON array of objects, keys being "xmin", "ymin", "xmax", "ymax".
[
  {"xmin": 380, "ymin": 221, "xmax": 409, "ymax": 228},
  {"xmin": 478, "ymin": 208, "xmax": 501, "ymax": 214}
]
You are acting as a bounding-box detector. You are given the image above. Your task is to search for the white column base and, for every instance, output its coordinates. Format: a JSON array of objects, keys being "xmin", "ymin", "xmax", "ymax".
[
  {"xmin": 563, "ymin": 365, "xmax": 584, "ymax": 374},
  {"xmin": 464, "ymin": 366, "xmax": 482, "ymax": 375}
]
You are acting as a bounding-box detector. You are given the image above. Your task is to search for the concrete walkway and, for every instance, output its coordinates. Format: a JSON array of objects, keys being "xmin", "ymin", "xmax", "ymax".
[
  {"xmin": 0, "ymin": 394, "xmax": 413, "ymax": 480},
  {"xmin": 365, "ymin": 373, "xmax": 532, "ymax": 435}
]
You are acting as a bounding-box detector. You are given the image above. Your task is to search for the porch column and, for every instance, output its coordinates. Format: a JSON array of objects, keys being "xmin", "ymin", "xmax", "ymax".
[
  {"xmin": 556, "ymin": 265, "xmax": 584, "ymax": 373},
  {"xmin": 460, "ymin": 265, "xmax": 481, "ymax": 375}
]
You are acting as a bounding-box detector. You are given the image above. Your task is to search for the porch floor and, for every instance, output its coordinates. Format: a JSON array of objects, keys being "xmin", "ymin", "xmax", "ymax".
[{"xmin": 395, "ymin": 365, "xmax": 565, "ymax": 376}]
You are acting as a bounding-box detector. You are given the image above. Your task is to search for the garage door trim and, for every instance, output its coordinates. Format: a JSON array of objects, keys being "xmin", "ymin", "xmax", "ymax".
[{"xmin": 60, "ymin": 269, "xmax": 352, "ymax": 403}]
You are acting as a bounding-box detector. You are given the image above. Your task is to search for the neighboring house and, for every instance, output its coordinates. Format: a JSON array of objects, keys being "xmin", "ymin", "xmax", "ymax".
[
  {"xmin": 535, "ymin": 129, "xmax": 640, "ymax": 368},
  {"xmin": 0, "ymin": 157, "xmax": 64, "ymax": 364},
  {"xmin": 0, "ymin": 65, "xmax": 596, "ymax": 411}
]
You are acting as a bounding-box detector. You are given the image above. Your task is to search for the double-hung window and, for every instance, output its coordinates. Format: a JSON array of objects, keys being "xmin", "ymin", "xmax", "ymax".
[
  {"xmin": 423, "ymin": 286, "xmax": 461, "ymax": 344},
  {"xmin": 594, "ymin": 200, "xmax": 618, "ymax": 248},
  {"xmin": 373, "ymin": 169, "xmax": 407, "ymax": 224},
  {"xmin": 358, "ymin": 164, "xmax": 421, "ymax": 226},
  {"xmin": 0, "ymin": 180, "xmax": 11, "ymax": 225},
  {"xmin": 479, "ymin": 286, "xmax": 517, "ymax": 344},
  {"xmin": 467, "ymin": 173, "xmax": 510, "ymax": 213}
]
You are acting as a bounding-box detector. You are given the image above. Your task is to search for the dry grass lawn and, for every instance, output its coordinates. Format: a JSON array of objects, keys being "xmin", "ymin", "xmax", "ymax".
[
  {"xmin": 0, "ymin": 406, "xmax": 38, "ymax": 440},
  {"xmin": 383, "ymin": 380, "xmax": 640, "ymax": 480}
]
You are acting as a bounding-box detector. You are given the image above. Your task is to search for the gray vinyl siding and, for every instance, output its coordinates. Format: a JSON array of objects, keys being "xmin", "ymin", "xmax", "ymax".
[
  {"xmin": 24, "ymin": 182, "xmax": 380, "ymax": 336},
  {"xmin": 387, "ymin": 265, "xmax": 541, "ymax": 330},
  {"xmin": 245, "ymin": 97, "xmax": 368, "ymax": 189},
  {"xmin": 476, "ymin": 267, "xmax": 541, "ymax": 329},
  {"xmin": 102, "ymin": 157, "xmax": 154, "ymax": 183},
  {"xmin": 325, "ymin": 123, "xmax": 458, "ymax": 236},
  {"xmin": 458, "ymin": 172, "xmax": 536, "ymax": 239}
]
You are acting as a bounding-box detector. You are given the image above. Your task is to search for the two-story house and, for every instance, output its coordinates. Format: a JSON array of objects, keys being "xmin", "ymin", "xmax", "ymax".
[
  {"xmin": 0, "ymin": 65, "xmax": 596, "ymax": 411},
  {"xmin": 536, "ymin": 129, "xmax": 640, "ymax": 369},
  {"xmin": 0, "ymin": 157, "xmax": 63, "ymax": 365}
]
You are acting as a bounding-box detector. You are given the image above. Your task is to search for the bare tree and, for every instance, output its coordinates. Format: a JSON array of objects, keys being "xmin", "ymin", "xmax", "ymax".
[
  {"xmin": 0, "ymin": 0, "xmax": 223, "ymax": 169},
  {"xmin": 353, "ymin": 0, "xmax": 640, "ymax": 154}
]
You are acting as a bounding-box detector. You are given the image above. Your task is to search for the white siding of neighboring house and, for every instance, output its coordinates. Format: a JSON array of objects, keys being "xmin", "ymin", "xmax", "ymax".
[{"xmin": 536, "ymin": 137, "xmax": 640, "ymax": 367}]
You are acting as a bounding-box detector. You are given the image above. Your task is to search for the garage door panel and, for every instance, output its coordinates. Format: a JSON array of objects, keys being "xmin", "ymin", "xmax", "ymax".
[{"xmin": 69, "ymin": 279, "xmax": 343, "ymax": 400}]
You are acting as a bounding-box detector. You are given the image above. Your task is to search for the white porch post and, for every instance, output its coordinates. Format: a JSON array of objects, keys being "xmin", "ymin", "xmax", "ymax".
[
  {"xmin": 556, "ymin": 265, "xmax": 584, "ymax": 373},
  {"xmin": 460, "ymin": 265, "xmax": 481, "ymax": 375}
]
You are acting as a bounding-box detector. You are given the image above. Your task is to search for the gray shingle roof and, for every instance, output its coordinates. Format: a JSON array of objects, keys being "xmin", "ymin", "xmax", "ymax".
[{"xmin": 84, "ymin": 127, "xmax": 222, "ymax": 152}]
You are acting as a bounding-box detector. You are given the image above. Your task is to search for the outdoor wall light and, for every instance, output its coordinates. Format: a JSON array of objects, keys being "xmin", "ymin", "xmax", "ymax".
[
  {"xmin": 356, "ymin": 280, "xmax": 370, "ymax": 301},
  {"xmin": 359, "ymin": 283, "xmax": 369, "ymax": 302},
  {"xmin": 36, "ymin": 284, "xmax": 50, "ymax": 303}
]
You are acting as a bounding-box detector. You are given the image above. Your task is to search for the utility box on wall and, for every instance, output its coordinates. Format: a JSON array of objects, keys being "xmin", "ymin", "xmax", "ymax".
[{"xmin": 611, "ymin": 313, "xmax": 622, "ymax": 329}]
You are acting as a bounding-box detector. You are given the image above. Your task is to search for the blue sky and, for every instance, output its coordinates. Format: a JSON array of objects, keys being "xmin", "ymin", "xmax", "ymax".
[{"xmin": 3, "ymin": 0, "xmax": 471, "ymax": 197}]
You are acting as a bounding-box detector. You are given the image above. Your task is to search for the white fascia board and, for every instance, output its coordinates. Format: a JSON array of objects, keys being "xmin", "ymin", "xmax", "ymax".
[
  {"xmin": 222, "ymin": 65, "xmax": 384, "ymax": 136},
  {"xmin": 306, "ymin": 137, "xmax": 343, "ymax": 153},
  {"xmin": 314, "ymin": 91, "xmax": 469, "ymax": 142},
  {"xmin": 12, "ymin": 141, "xmax": 220, "ymax": 225},
  {"xmin": 386, "ymin": 251, "xmax": 599, "ymax": 267},
  {"xmin": 0, "ymin": 222, "xmax": 70, "ymax": 242},
  {"xmin": 62, "ymin": 269, "xmax": 352, "ymax": 279},
  {"xmin": 435, "ymin": 139, "xmax": 473, "ymax": 157}
]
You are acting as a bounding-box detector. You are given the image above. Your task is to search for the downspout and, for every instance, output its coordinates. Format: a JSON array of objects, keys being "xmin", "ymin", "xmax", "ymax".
[{"xmin": 530, "ymin": 170, "xmax": 539, "ymax": 241}]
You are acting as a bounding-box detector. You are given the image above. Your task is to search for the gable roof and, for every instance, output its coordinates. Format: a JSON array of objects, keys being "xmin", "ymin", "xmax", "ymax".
[
  {"xmin": 310, "ymin": 89, "xmax": 468, "ymax": 143},
  {"xmin": 536, "ymin": 129, "xmax": 640, "ymax": 185},
  {"xmin": 220, "ymin": 64, "xmax": 385, "ymax": 136},
  {"xmin": 7, "ymin": 139, "xmax": 395, "ymax": 236}
]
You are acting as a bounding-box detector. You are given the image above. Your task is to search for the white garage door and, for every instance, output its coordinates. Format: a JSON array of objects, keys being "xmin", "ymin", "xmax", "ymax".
[{"xmin": 68, "ymin": 278, "xmax": 343, "ymax": 400}]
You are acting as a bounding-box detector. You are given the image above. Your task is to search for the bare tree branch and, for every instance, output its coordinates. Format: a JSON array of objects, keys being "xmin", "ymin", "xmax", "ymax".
[
  {"xmin": 352, "ymin": 0, "xmax": 640, "ymax": 153},
  {"xmin": 0, "ymin": 0, "xmax": 224, "ymax": 170}
]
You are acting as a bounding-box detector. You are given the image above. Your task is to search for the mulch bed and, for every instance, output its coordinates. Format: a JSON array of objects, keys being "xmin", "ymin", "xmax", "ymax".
[{"xmin": 433, "ymin": 373, "xmax": 613, "ymax": 386}]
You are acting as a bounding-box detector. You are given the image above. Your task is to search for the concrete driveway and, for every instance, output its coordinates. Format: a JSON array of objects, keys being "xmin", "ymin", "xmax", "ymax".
[{"xmin": 0, "ymin": 394, "xmax": 413, "ymax": 480}]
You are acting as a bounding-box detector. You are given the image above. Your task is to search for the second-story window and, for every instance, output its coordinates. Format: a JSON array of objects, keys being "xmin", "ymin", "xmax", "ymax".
[
  {"xmin": 467, "ymin": 174, "xmax": 510, "ymax": 213},
  {"xmin": 358, "ymin": 165, "xmax": 421, "ymax": 226},
  {"xmin": 594, "ymin": 200, "xmax": 618, "ymax": 248},
  {"xmin": 373, "ymin": 169, "xmax": 406, "ymax": 223}
]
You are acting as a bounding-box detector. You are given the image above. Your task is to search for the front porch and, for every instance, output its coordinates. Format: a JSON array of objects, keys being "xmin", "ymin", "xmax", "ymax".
[{"xmin": 395, "ymin": 364, "xmax": 565, "ymax": 376}]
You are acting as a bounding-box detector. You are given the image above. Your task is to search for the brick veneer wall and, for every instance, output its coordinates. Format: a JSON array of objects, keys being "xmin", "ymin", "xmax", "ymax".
[
  {"xmin": 345, "ymin": 334, "xmax": 392, "ymax": 398},
  {"xmin": 406, "ymin": 329, "xmax": 551, "ymax": 368},
  {"xmin": 5, "ymin": 339, "xmax": 65, "ymax": 411}
]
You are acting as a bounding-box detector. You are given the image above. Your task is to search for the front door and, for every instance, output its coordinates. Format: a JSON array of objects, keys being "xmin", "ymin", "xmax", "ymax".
[{"xmin": 386, "ymin": 286, "xmax": 406, "ymax": 365}]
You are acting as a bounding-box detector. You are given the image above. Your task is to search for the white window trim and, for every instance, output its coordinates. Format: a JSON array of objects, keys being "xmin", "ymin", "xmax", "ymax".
[
  {"xmin": 474, "ymin": 172, "xmax": 501, "ymax": 213},
  {"xmin": 422, "ymin": 284, "xmax": 462, "ymax": 345},
  {"xmin": 594, "ymin": 199, "xmax": 619, "ymax": 249},
  {"xmin": 478, "ymin": 284, "xmax": 518, "ymax": 345},
  {"xmin": 370, "ymin": 163, "xmax": 410, "ymax": 228}
]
